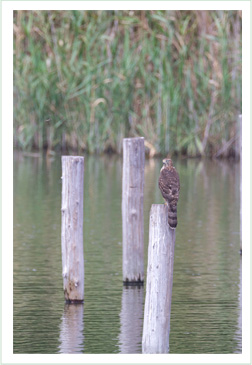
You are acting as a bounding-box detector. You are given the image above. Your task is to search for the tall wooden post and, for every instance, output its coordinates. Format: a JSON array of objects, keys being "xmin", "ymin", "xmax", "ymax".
[
  {"xmin": 61, "ymin": 156, "xmax": 84, "ymax": 303},
  {"xmin": 142, "ymin": 204, "xmax": 175, "ymax": 353},
  {"xmin": 122, "ymin": 137, "xmax": 145, "ymax": 284}
]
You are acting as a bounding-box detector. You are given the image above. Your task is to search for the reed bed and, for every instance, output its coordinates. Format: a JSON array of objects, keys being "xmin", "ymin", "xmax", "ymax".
[{"xmin": 13, "ymin": 10, "xmax": 241, "ymax": 157}]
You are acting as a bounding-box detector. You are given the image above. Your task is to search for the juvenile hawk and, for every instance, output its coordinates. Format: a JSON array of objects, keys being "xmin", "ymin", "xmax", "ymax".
[{"xmin": 158, "ymin": 159, "xmax": 180, "ymax": 229}]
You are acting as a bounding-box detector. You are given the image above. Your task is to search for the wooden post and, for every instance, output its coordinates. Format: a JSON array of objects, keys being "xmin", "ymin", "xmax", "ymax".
[
  {"xmin": 122, "ymin": 137, "xmax": 145, "ymax": 284},
  {"xmin": 61, "ymin": 156, "xmax": 84, "ymax": 303},
  {"xmin": 142, "ymin": 204, "xmax": 175, "ymax": 353}
]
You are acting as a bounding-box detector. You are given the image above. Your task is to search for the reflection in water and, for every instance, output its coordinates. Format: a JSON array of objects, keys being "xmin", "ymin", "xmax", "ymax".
[
  {"xmin": 234, "ymin": 257, "xmax": 242, "ymax": 353},
  {"xmin": 13, "ymin": 152, "xmax": 242, "ymax": 354},
  {"xmin": 118, "ymin": 286, "xmax": 144, "ymax": 354},
  {"xmin": 58, "ymin": 303, "xmax": 84, "ymax": 353}
]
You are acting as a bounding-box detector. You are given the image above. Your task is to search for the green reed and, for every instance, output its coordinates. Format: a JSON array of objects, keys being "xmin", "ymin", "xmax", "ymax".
[{"xmin": 14, "ymin": 10, "xmax": 241, "ymax": 156}]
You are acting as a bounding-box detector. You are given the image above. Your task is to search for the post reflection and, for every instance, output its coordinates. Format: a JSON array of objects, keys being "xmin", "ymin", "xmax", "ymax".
[
  {"xmin": 234, "ymin": 257, "xmax": 242, "ymax": 353},
  {"xmin": 58, "ymin": 303, "xmax": 84, "ymax": 354},
  {"xmin": 118, "ymin": 285, "xmax": 144, "ymax": 354}
]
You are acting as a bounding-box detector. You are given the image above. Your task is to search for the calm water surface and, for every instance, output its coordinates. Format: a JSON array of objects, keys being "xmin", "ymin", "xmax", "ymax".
[{"xmin": 13, "ymin": 153, "xmax": 242, "ymax": 354}]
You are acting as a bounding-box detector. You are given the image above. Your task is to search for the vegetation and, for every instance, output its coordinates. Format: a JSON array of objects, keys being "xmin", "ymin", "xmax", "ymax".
[{"xmin": 14, "ymin": 10, "xmax": 241, "ymax": 157}]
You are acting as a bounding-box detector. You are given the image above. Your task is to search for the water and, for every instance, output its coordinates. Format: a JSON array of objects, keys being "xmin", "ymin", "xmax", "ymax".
[{"xmin": 13, "ymin": 152, "xmax": 242, "ymax": 354}]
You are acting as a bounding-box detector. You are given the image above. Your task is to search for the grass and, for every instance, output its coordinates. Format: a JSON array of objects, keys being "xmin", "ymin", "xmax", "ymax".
[{"xmin": 13, "ymin": 10, "xmax": 242, "ymax": 157}]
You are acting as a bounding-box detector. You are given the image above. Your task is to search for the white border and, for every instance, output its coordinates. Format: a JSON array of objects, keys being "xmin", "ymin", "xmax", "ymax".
[
  {"xmin": 2, "ymin": 1, "xmax": 250, "ymax": 364},
  {"xmin": 1, "ymin": 1, "xmax": 250, "ymax": 11}
]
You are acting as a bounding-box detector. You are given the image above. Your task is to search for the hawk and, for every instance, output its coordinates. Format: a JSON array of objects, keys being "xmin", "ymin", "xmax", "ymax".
[{"xmin": 158, "ymin": 158, "xmax": 180, "ymax": 229}]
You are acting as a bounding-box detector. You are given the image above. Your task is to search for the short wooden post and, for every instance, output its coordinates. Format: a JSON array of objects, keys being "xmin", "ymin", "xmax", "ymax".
[
  {"xmin": 142, "ymin": 204, "xmax": 175, "ymax": 353},
  {"xmin": 122, "ymin": 137, "xmax": 145, "ymax": 284},
  {"xmin": 61, "ymin": 156, "xmax": 84, "ymax": 303}
]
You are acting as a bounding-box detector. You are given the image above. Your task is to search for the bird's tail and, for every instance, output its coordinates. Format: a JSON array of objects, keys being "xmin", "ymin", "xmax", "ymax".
[{"xmin": 168, "ymin": 204, "xmax": 177, "ymax": 229}]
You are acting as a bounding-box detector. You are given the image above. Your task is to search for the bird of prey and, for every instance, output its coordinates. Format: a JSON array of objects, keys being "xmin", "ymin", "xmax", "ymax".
[{"xmin": 158, "ymin": 158, "xmax": 180, "ymax": 229}]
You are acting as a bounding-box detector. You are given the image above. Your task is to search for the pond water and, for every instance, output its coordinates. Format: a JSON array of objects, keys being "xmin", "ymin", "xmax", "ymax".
[{"xmin": 13, "ymin": 152, "xmax": 242, "ymax": 354}]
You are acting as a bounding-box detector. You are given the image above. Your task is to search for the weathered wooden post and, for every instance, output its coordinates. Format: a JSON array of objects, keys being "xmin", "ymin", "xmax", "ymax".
[
  {"xmin": 142, "ymin": 204, "xmax": 175, "ymax": 353},
  {"xmin": 61, "ymin": 156, "xmax": 84, "ymax": 303},
  {"xmin": 122, "ymin": 137, "xmax": 145, "ymax": 284}
]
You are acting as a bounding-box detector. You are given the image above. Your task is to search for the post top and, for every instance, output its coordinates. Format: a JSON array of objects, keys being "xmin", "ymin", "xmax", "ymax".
[
  {"xmin": 151, "ymin": 203, "xmax": 167, "ymax": 208},
  {"xmin": 62, "ymin": 155, "xmax": 84, "ymax": 160},
  {"xmin": 123, "ymin": 137, "xmax": 144, "ymax": 141},
  {"xmin": 150, "ymin": 204, "xmax": 169, "ymax": 215}
]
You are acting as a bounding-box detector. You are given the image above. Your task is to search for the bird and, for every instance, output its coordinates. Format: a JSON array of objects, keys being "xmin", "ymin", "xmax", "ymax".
[{"xmin": 158, "ymin": 158, "xmax": 180, "ymax": 229}]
